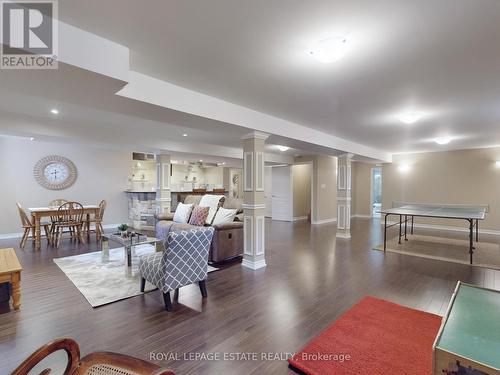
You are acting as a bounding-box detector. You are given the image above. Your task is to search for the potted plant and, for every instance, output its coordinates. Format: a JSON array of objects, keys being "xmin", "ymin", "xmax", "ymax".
[{"xmin": 117, "ymin": 223, "xmax": 128, "ymax": 237}]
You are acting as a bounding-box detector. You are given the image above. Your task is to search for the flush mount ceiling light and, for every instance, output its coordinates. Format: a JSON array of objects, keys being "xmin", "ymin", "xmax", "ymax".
[
  {"xmin": 182, "ymin": 133, "xmax": 188, "ymax": 137},
  {"xmin": 434, "ymin": 137, "xmax": 451, "ymax": 145},
  {"xmin": 29, "ymin": 137, "xmax": 35, "ymax": 141},
  {"xmin": 276, "ymin": 145, "xmax": 290, "ymax": 152},
  {"xmin": 399, "ymin": 111, "xmax": 423, "ymax": 125},
  {"xmin": 50, "ymin": 109, "xmax": 59, "ymax": 114},
  {"xmin": 309, "ymin": 36, "xmax": 350, "ymax": 63},
  {"xmin": 398, "ymin": 164, "xmax": 411, "ymax": 173}
]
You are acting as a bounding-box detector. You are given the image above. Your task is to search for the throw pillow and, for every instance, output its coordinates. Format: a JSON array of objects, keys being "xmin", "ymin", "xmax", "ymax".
[
  {"xmin": 188, "ymin": 206, "xmax": 210, "ymax": 226},
  {"xmin": 199, "ymin": 194, "xmax": 225, "ymax": 225},
  {"xmin": 173, "ymin": 202, "xmax": 193, "ymax": 224},
  {"xmin": 212, "ymin": 207, "xmax": 237, "ymax": 225}
]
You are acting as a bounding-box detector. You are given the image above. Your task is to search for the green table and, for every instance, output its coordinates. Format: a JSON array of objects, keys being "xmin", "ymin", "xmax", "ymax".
[{"xmin": 433, "ymin": 281, "xmax": 500, "ymax": 374}]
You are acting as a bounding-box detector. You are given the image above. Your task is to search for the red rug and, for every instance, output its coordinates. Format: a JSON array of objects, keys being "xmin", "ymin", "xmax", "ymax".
[{"xmin": 288, "ymin": 296, "xmax": 442, "ymax": 375}]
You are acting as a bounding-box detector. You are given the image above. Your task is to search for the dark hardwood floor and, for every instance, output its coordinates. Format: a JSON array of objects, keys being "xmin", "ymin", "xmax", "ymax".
[{"xmin": 1, "ymin": 218, "xmax": 499, "ymax": 374}]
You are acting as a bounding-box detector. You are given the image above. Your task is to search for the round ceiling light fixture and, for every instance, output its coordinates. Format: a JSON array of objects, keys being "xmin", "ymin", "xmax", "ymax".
[
  {"xmin": 276, "ymin": 145, "xmax": 290, "ymax": 152},
  {"xmin": 399, "ymin": 111, "xmax": 423, "ymax": 125},
  {"xmin": 434, "ymin": 137, "xmax": 451, "ymax": 145},
  {"xmin": 309, "ymin": 36, "xmax": 350, "ymax": 63}
]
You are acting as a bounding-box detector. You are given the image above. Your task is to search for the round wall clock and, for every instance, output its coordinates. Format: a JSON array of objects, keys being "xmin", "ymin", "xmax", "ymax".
[{"xmin": 34, "ymin": 155, "xmax": 78, "ymax": 190}]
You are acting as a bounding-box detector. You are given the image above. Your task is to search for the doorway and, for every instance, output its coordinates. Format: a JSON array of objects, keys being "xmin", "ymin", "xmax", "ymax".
[
  {"xmin": 371, "ymin": 167, "xmax": 382, "ymax": 217},
  {"xmin": 271, "ymin": 165, "xmax": 293, "ymax": 221}
]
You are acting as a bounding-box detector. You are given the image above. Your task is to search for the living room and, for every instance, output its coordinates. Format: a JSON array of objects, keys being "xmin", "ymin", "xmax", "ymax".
[{"xmin": 1, "ymin": 1, "xmax": 500, "ymax": 375}]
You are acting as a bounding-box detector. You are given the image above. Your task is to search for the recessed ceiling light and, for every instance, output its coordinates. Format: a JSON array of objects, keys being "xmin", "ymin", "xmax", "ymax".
[
  {"xmin": 182, "ymin": 133, "xmax": 188, "ymax": 137},
  {"xmin": 434, "ymin": 137, "xmax": 451, "ymax": 145},
  {"xmin": 309, "ymin": 36, "xmax": 350, "ymax": 63},
  {"xmin": 50, "ymin": 109, "xmax": 59, "ymax": 114},
  {"xmin": 399, "ymin": 111, "xmax": 423, "ymax": 124},
  {"xmin": 222, "ymin": 162, "xmax": 226, "ymax": 165},
  {"xmin": 29, "ymin": 137, "xmax": 35, "ymax": 141},
  {"xmin": 277, "ymin": 145, "xmax": 290, "ymax": 152},
  {"xmin": 199, "ymin": 159, "xmax": 203, "ymax": 162},
  {"xmin": 398, "ymin": 164, "xmax": 411, "ymax": 173}
]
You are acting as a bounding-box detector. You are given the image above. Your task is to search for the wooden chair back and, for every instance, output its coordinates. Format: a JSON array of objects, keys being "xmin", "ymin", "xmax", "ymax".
[
  {"xmin": 49, "ymin": 199, "xmax": 68, "ymax": 222},
  {"xmin": 11, "ymin": 338, "xmax": 174, "ymax": 375},
  {"xmin": 16, "ymin": 202, "xmax": 32, "ymax": 227},
  {"xmin": 57, "ymin": 201, "xmax": 84, "ymax": 223},
  {"xmin": 98, "ymin": 199, "xmax": 107, "ymax": 221}
]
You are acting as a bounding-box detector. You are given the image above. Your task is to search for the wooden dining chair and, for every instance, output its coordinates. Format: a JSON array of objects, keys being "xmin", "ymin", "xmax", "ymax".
[
  {"xmin": 87, "ymin": 200, "xmax": 107, "ymax": 240},
  {"xmin": 48, "ymin": 198, "xmax": 69, "ymax": 239},
  {"xmin": 53, "ymin": 202, "xmax": 86, "ymax": 248},
  {"xmin": 11, "ymin": 338, "xmax": 175, "ymax": 375},
  {"xmin": 16, "ymin": 202, "xmax": 52, "ymax": 248}
]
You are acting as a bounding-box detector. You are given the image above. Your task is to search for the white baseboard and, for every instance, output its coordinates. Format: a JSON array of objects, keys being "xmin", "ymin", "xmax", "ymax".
[
  {"xmin": 293, "ymin": 216, "xmax": 308, "ymax": 222},
  {"xmin": 336, "ymin": 232, "xmax": 351, "ymax": 239},
  {"xmin": 242, "ymin": 258, "xmax": 267, "ymax": 270},
  {"xmin": 351, "ymin": 214, "xmax": 372, "ymax": 219},
  {"xmin": 383, "ymin": 221, "xmax": 500, "ymax": 236},
  {"xmin": 311, "ymin": 217, "xmax": 337, "ymax": 225},
  {"xmin": 0, "ymin": 223, "xmax": 121, "ymax": 240}
]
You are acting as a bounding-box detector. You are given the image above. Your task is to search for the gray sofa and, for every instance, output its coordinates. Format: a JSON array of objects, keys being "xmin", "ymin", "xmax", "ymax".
[{"xmin": 155, "ymin": 195, "xmax": 244, "ymax": 263}]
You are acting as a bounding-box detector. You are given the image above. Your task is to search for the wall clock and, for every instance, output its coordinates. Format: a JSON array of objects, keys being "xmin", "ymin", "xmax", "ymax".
[{"xmin": 34, "ymin": 155, "xmax": 78, "ymax": 190}]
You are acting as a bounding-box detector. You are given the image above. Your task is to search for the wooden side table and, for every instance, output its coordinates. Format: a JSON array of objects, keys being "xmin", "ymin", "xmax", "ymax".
[{"xmin": 0, "ymin": 248, "xmax": 22, "ymax": 310}]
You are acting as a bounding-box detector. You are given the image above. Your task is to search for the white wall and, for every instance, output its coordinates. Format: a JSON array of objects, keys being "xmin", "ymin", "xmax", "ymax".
[
  {"xmin": 383, "ymin": 148, "xmax": 500, "ymax": 230},
  {"xmin": 0, "ymin": 137, "xmax": 132, "ymax": 235}
]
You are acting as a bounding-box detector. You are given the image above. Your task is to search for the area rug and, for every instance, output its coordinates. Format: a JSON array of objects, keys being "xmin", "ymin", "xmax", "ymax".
[
  {"xmin": 288, "ymin": 296, "xmax": 441, "ymax": 375},
  {"xmin": 374, "ymin": 234, "xmax": 500, "ymax": 270},
  {"xmin": 54, "ymin": 245, "xmax": 218, "ymax": 307}
]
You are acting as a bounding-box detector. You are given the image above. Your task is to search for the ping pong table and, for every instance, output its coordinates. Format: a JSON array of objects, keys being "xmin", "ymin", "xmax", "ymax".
[{"xmin": 380, "ymin": 202, "xmax": 488, "ymax": 264}]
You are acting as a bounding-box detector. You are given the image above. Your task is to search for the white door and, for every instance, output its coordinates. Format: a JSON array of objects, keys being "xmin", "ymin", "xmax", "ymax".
[
  {"xmin": 271, "ymin": 166, "xmax": 293, "ymax": 221},
  {"xmin": 264, "ymin": 166, "xmax": 272, "ymax": 217}
]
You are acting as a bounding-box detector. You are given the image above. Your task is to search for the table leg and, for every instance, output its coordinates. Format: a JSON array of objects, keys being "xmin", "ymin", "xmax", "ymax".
[
  {"xmin": 34, "ymin": 216, "xmax": 41, "ymax": 251},
  {"xmin": 469, "ymin": 219, "xmax": 473, "ymax": 265},
  {"xmin": 404, "ymin": 214, "xmax": 408, "ymax": 241},
  {"xmin": 86, "ymin": 213, "xmax": 91, "ymax": 237},
  {"xmin": 476, "ymin": 219, "xmax": 479, "ymax": 242},
  {"xmin": 12, "ymin": 272, "xmax": 21, "ymax": 310},
  {"xmin": 411, "ymin": 216, "xmax": 414, "ymax": 235},
  {"xmin": 398, "ymin": 215, "xmax": 402, "ymax": 244},
  {"xmin": 125, "ymin": 245, "xmax": 132, "ymax": 267},
  {"xmin": 384, "ymin": 214, "xmax": 388, "ymax": 253}
]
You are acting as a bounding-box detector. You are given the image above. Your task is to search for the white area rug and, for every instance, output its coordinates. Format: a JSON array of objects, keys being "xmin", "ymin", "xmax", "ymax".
[{"xmin": 54, "ymin": 245, "xmax": 218, "ymax": 307}]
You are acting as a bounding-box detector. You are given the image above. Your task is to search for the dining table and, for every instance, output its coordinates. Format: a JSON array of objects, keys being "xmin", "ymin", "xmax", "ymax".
[{"xmin": 28, "ymin": 205, "xmax": 100, "ymax": 250}]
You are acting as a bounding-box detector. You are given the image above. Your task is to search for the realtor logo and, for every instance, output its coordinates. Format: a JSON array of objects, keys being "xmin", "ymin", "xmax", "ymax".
[{"xmin": 1, "ymin": 0, "xmax": 58, "ymax": 69}]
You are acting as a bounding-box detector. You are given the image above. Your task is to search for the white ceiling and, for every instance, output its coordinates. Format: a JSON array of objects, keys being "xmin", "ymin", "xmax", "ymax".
[{"xmin": 56, "ymin": 0, "xmax": 500, "ymax": 154}]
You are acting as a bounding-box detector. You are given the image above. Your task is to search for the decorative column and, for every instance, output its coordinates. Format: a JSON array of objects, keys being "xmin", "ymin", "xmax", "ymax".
[
  {"xmin": 241, "ymin": 131, "xmax": 269, "ymax": 270},
  {"xmin": 336, "ymin": 154, "xmax": 353, "ymax": 239},
  {"xmin": 155, "ymin": 154, "xmax": 171, "ymax": 214}
]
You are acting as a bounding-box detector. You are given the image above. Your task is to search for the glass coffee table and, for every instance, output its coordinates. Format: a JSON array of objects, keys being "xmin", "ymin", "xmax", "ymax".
[{"xmin": 101, "ymin": 233, "xmax": 162, "ymax": 267}]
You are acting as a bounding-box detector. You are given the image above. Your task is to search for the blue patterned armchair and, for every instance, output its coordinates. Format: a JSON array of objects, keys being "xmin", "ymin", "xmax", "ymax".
[{"xmin": 139, "ymin": 227, "xmax": 215, "ymax": 311}]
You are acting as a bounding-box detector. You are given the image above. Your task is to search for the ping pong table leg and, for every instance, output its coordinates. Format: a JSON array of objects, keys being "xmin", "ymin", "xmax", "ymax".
[
  {"xmin": 398, "ymin": 215, "xmax": 402, "ymax": 244},
  {"xmin": 384, "ymin": 214, "xmax": 388, "ymax": 253},
  {"xmin": 411, "ymin": 216, "xmax": 414, "ymax": 235},
  {"xmin": 476, "ymin": 219, "xmax": 479, "ymax": 242},
  {"xmin": 404, "ymin": 214, "xmax": 408, "ymax": 241},
  {"xmin": 468, "ymin": 219, "xmax": 473, "ymax": 264}
]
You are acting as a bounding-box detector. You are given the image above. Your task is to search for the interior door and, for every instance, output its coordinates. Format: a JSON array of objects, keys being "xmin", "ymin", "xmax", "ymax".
[
  {"xmin": 271, "ymin": 166, "xmax": 293, "ymax": 221},
  {"xmin": 264, "ymin": 166, "xmax": 272, "ymax": 217}
]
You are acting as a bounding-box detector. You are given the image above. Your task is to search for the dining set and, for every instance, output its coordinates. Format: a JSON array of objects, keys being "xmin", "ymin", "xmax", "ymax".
[{"xmin": 16, "ymin": 199, "xmax": 107, "ymax": 250}]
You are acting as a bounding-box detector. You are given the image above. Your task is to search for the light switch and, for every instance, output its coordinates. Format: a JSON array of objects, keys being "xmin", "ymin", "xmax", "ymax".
[{"xmin": 321, "ymin": 183, "xmax": 326, "ymax": 189}]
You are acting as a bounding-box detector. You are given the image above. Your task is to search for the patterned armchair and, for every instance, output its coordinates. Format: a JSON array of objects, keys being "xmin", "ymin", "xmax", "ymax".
[{"xmin": 139, "ymin": 227, "xmax": 215, "ymax": 311}]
